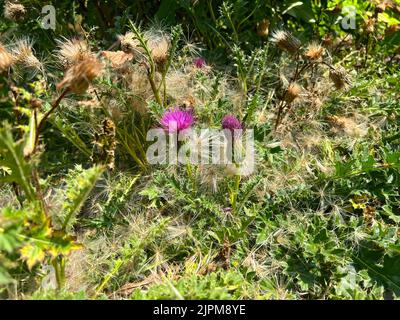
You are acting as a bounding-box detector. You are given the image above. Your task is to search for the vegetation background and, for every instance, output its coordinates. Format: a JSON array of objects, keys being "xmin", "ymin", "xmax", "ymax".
[{"xmin": 1, "ymin": 0, "xmax": 400, "ymax": 300}]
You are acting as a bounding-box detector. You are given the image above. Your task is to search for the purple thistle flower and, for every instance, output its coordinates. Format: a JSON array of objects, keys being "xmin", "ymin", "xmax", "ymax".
[
  {"xmin": 193, "ymin": 57, "xmax": 207, "ymax": 69},
  {"xmin": 160, "ymin": 107, "xmax": 195, "ymax": 132},
  {"xmin": 222, "ymin": 115, "xmax": 243, "ymax": 131}
]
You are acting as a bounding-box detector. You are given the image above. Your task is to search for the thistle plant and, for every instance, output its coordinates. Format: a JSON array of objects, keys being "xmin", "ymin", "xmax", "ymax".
[{"xmin": 270, "ymin": 30, "xmax": 351, "ymax": 130}]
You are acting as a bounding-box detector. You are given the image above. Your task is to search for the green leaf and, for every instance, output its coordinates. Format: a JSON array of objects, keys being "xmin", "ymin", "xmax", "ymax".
[
  {"xmin": 0, "ymin": 123, "xmax": 37, "ymax": 201},
  {"xmin": 61, "ymin": 165, "xmax": 104, "ymax": 231}
]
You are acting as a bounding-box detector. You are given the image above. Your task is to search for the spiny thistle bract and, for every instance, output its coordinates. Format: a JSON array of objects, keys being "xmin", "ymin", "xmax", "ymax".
[
  {"xmin": 57, "ymin": 56, "xmax": 103, "ymax": 94},
  {"xmin": 271, "ymin": 30, "xmax": 301, "ymax": 54},
  {"xmin": 160, "ymin": 107, "xmax": 195, "ymax": 132},
  {"xmin": 3, "ymin": 1, "xmax": 26, "ymax": 21}
]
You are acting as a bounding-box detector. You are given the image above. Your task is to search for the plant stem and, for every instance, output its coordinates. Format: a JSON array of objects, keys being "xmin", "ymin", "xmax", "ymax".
[
  {"xmin": 52, "ymin": 256, "xmax": 66, "ymax": 291},
  {"xmin": 231, "ymin": 173, "xmax": 241, "ymax": 214},
  {"xmin": 34, "ymin": 90, "xmax": 68, "ymax": 153}
]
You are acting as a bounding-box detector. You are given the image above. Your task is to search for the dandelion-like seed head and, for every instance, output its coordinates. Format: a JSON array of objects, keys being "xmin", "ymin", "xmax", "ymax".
[
  {"xmin": 146, "ymin": 32, "xmax": 170, "ymax": 66},
  {"xmin": 160, "ymin": 107, "xmax": 195, "ymax": 132},
  {"xmin": 305, "ymin": 42, "xmax": 324, "ymax": 60},
  {"xmin": 55, "ymin": 38, "xmax": 92, "ymax": 68},
  {"xmin": 4, "ymin": 1, "xmax": 26, "ymax": 21},
  {"xmin": 57, "ymin": 56, "xmax": 103, "ymax": 94},
  {"xmin": 271, "ymin": 30, "xmax": 301, "ymax": 54}
]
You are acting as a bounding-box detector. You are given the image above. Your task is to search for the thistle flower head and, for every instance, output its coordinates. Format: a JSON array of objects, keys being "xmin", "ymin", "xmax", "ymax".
[
  {"xmin": 55, "ymin": 38, "xmax": 92, "ymax": 68},
  {"xmin": 305, "ymin": 42, "xmax": 324, "ymax": 60},
  {"xmin": 0, "ymin": 43, "xmax": 13, "ymax": 73},
  {"xmin": 145, "ymin": 31, "xmax": 170, "ymax": 66},
  {"xmin": 193, "ymin": 57, "xmax": 207, "ymax": 69},
  {"xmin": 271, "ymin": 30, "xmax": 301, "ymax": 54},
  {"xmin": 160, "ymin": 107, "xmax": 195, "ymax": 132},
  {"xmin": 12, "ymin": 38, "xmax": 41, "ymax": 69},
  {"xmin": 222, "ymin": 115, "xmax": 243, "ymax": 131},
  {"xmin": 118, "ymin": 32, "xmax": 141, "ymax": 54},
  {"xmin": 284, "ymin": 83, "xmax": 302, "ymax": 103},
  {"xmin": 329, "ymin": 66, "xmax": 351, "ymax": 90},
  {"xmin": 4, "ymin": 1, "xmax": 26, "ymax": 21},
  {"xmin": 57, "ymin": 56, "xmax": 103, "ymax": 94}
]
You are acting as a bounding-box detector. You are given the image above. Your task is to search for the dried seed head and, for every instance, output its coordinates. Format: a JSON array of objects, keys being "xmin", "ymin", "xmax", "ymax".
[
  {"xmin": 4, "ymin": 1, "xmax": 26, "ymax": 21},
  {"xmin": 323, "ymin": 35, "xmax": 333, "ymax": 47},
  {"xmin": 271, "ymin": 30, "xmax": 301, "ymax": 54},
  {"xmin": 0, "ymin": 43, "xmax": 13, "ymax": 73},
  {"xmin": 118, "ymin": 32, "xmax": 141, "ymax": 54},
  {"xmin": 146, "ymin": 32, "xmax": 170, "ymax": 66},
  {"xmin": 55, "ymin": 38, "xmax": 92, "ymax": 68},
  {"xmin": 257, "ymin": 19, "xmax": 270, "ymax": 37},
  {"xmin": 363, "ymin": 18, "xmax": 376, "ymax": 34},
  {"xmin": 329, "ymin": 66, "xmax": 351, "ymax": 90},
  {"xmin": 284, "ymin": 83, "xmax": 302, "ymax": 103},
  {"xmin": 375, "ymin": 0, "xmax": 392, "ymax": 13},
  {"xmin": 12, "ymin": 38, "xmax": 42, "ymax": 71},
  {"xmin": 57, "ymin": 56, "xmax": 103, "ymax": 94},
  {"xmin": 305, "ymin": 42, "xmax": 324, "ymax": 60}
]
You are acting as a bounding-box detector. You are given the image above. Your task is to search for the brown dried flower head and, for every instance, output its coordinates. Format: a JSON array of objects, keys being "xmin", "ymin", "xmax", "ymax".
[
  {"xmin": 146, "ymin": 32, "xmax": 170, "ymax": 66},
  {"xmin": 329, "ymin": 66, "xmax": 351, "ymax": 90},
  {"xmin": 12, "ymin": 38, "xmax": 42, "ymax": 71},
  {"xmin": 57, "ymin": 56, "xmax": 103, "ymax": 94},
  {"xmin": 364, "ymin": 18, "xmax": 376, "ymax": 34},
  {"xmin": 4, "ymin": 1, "xmax": 26, "ymax": 21},
  {"xmin": 257, "ymin": 19, "xmax": 270, "ymax": 37},
  {"xmin": 284, "ymin": 83, "xmax": 302, "ymax": 103},
  {"xmin": 101, "ymin": 50, "xmax": 134, "ymax": 69},
  {"xmin": 375, "ymin": 0, "xmax": 393, "ymax": 13},
  {"xmin": 118, "ymin": 32, "xmax": 141, "ymax": 55},
  {"xmin": 322, "ymin": 34, "xmax": 334, "ymax": 47},
  {"xmin": 271, "ymin": 30, "xmax": 301, "ymax": 54},
  {"xmin": 0, "ymin": 43, "xmax": 13, "ymax": 73},
  {"xmin": 305, "ymin": 42, "xmax": 324, "ymax": 60},
  {"xmin": 55, "ymin": 38, "xmax": 92, "ymax": 68}
]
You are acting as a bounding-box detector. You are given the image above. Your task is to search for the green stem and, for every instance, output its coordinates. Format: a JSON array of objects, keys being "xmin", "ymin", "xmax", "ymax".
[
  {"xmin": 231, "ymin": 173, "xmax": 241, "ymax": 214},
  {"xmin": 52, "ymin": 256, "xmax": 66, "ymax": 291}
]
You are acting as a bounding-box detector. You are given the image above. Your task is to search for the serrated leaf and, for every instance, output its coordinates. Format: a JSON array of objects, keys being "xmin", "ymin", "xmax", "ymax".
[{"xmin": 20, "ymin": 244, "xmax": 45, "ymax": 270}]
